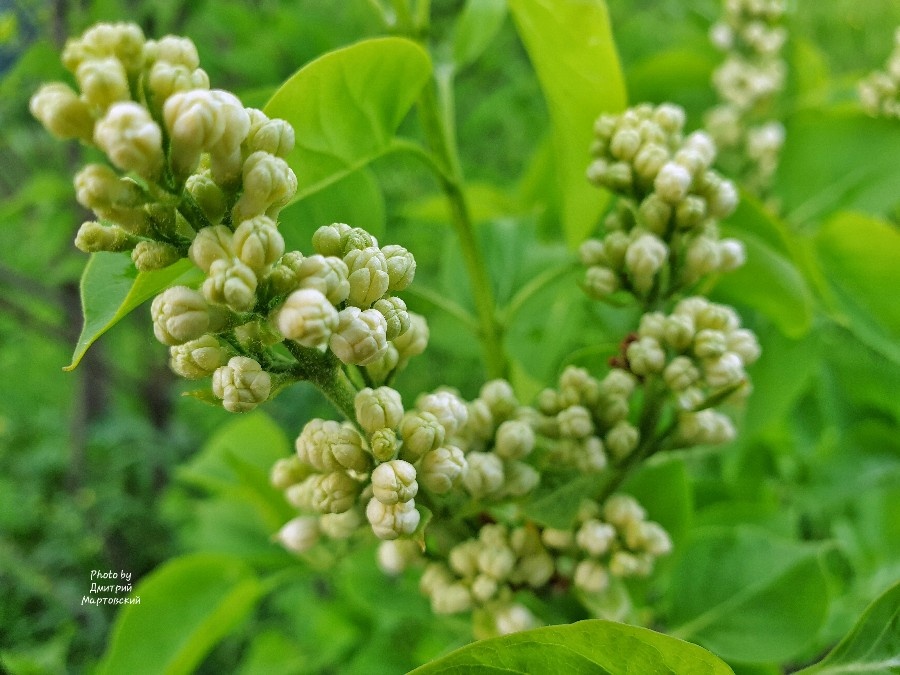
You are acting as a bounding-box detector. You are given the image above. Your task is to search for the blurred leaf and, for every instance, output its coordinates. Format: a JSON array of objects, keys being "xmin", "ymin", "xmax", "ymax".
[
  {"xmin": 453, "ymin": 0, "xmax": 508, "ymax": 70},
  {"xmin": 264, "ymin": 38, "xmax": 432, "ymax": 201},
  {"xmin": 409, "ymin": 619, "xmax": 735, "ymax": 674},
  {"xmin": 712, "ymin": 228, "xmax": 814, "ymax": 339},
  {"xmin": 508, "ymin": 0, "xmax": 626, "ymax": 248},
  {"xmin": 668, "ymin": 526, "xmax": 829, "ymax": 664},
  {"xmin": 626, "ymin": 47, "xmax": 717, "ymax": 124},
  {"xmin": 523, "ymin": 472, "xmax": 601, "ymax": 529},
  {"xmin": 795, "ymin": 580, "xmax": 900, "ymax": 674},
  {"xmin": 65, "ymin": 254, "xmax": 198, "ymax": 371},
  {"xmin": 623, "ymin": 456, "xmax": 692, "ymax": 549},
  {"xmin": 97, "ymin": 554, "xmax": 263, "ymax": 675},
  {"xmin": 815, "ymin": 212, "xmax": 900, "ymax": 363},
  {"xmin": 237, "ymin": 630, "xmax": 308, "ymax": 675}
]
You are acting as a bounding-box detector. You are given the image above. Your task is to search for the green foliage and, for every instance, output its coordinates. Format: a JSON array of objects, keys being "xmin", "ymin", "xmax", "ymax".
[{"xmin": 409, "ymin": 619, "xmax": 736, "ymax": 674}]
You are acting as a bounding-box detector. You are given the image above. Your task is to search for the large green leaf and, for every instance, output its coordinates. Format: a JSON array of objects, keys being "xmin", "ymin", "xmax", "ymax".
[
  {"xmin": 668, "ymin": 526, "xmax": 829, "ymax": 664},
  {"xmin": 815, "ymin": 212, "xmax": 900, "ymax": 363},
  {"xmin": 65, "ymin": 254, "xmax": 198, "ymax": 371},
  {"xmin": 796, "ymin": 580, "xmax": 900, "ymax": 675},
  {"xmin": 453, "ymin": 0, "xmax": 508, "ymax": 69},
  {"xmin": 508, "ymin": 0, "xmax": 627, "ymax": 248},
  {"xmin": 523, "ymin": 472, "xmax": 601, "ymax": 530},
  {"xmin": 263, "ymin": 37, "xmax": 432, "ymax": 202},
  {"xmin": 97, "ymin": 554, "xmax": 263, "ymax": 675},
  {"xmin": 408, "ymin": 619, "xmax": 735, "ymax": 674}
]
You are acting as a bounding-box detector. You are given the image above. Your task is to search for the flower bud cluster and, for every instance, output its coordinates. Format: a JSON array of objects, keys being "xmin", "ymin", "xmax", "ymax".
[
  {"xmin": 583, "ymin": 103, "xmax": 742, "ymax": 301},
  {"xmin": 533, "ymin": 365, "xmax": 638, "ymax": 467},
  {"xmin": 542, "ymin": 495, "xmax": 672, "ymax": 594},
  {"xmin": 418, "ymin": 523, "xmax": 553, "ymax": 626},
  {"xmin": 705, "ymin": 0, "xmax": 787, "ymax": 194},
  {"xmin": 859, "ymin": 28, "xmax": 900, "ymax": 119}
]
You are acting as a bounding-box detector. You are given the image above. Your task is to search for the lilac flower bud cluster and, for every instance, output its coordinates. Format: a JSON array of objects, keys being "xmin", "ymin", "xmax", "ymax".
[
  {"xmin": 583, "ymin": 103, "xmax": 742, "ymax": 302},
  {"xmin": 705, "ymin": 0, "xmax": 787, "ymax": 194},
  {"xmin": 859, "ymin": 28, "xmax": 900, "ymax": 119}
]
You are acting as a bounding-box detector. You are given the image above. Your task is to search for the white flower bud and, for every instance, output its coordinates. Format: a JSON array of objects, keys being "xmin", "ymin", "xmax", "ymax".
[
  {"xmin": 726, "ymin": 328, "xmax": 761, "ymax": 364},
  {"xmin": 663, "ymin": 313, "xmax": 696, "ymax": 351},
  {"xmin": 638, "ymin": 311, "xmax": 667, "ymax": 341},
  {"xmin": 576, "ymin": 519, "xmax": 617, "ymax": 557},
  {"xmin": 296, "ymin": 255, "xmax": 350, "ymax": 305},
  {"xmin": 368, "ymin": 428, "xmax": 397, "ymax": 462},
  {"xmin": 144, "ymin": 35, "xmax": 199, "ymax": 68},
  {"xmin": 635, "ymin": 521, "xmax": 672, "ymax": 556},
  {"xmin": 189, "ymin": 225, "xmax": 234, "ymax": 273},
  {"xmin": 419, "ymin": 445, "xmax": 467, "ymax": 494},
  {"xmin": 185, "ymin": 172, "xmax": 226, "ymax": 225},
  {"xmin": 276, "ymin": 516, "xmax": 319, "ymax": 554},
  {"xmin": 211, "ymin": 356, "xmax": 271, "ymax": 413},
  {"xmin": 609, "ymin": 550, "xmax": 644, "ymax": 578},
  {"xmin": 494, "ymin": 603, "xmax": 537, "ymax": 636},
  {"xmin": 633, "ymin": 143, "xmax": 670, "ymax": 182},
  {"xmin": 664, "ymin": 356, "xmax": 701, "ymax": 392},
  {"xmin": 638, "ymin": 194, "xmax": 673, "ymax": 234},
  {"xmin": 232, "ymin": 151, "xmax": 297, "ymax": 223},
  {"xmin": 169, "ymin": 334, "xmax": 228, "ymax": 379},
  {"xmin": 579, "ymin": 238, "xmax": 605, "ymax": 266},
  {"xmin": 693, "ymin": 329, "xmax": 728, "ymax": 358},
  {"xmin": 654, "ymin": 162, "xmax": 692, "ymax": 203},
  {"xmin": 574, "ymin": 559, "xmax": 610, "ymax": 594},
  {"xmin": 477, "ymin": 544, "xmax": 516, "ymax": 580},
  {"xmin": 132, "ymin": 241, "xmax": 180, "ymax": 271},
  {"xmin": 704, "ymin": 352, "xmax": 746, "ymax": 389},
  {"xmin": 471, "ymin": 574, "xmax": 499, "ymax": 602},
  {"xmin": 448, "ymin": 539, "xmax": 481, "ymax": 577},
  {"xmin": 232, "ymin": 215, "xmax": 284, "ymax": 273},
  {"xmin": 343, "ymin": 247, "xmax": 390, "ymax": 308},
  {"xmin": 684, "ymin": 236, "xmax": 722, "ymax": 282},
  {"xmin": 76, "ymin": 57, "xmax": 129, "ymax": 110},
  {"xmin": 318, "ymin": 509, "xmax": 363, "ymax": 540},
  {"xmin": 399, "ymin": 411, "xmax": 446, "ymax": 461},
  {"xmin": 377, "ymin": 539, "xmax": 420, "ymax": 575},
  {"xmin": 330, "ymin": 307, "xmax": 388, "ymax": 366},
  {"xmin": 462, "ymin": 452, "xmax": 504, "ymax": 498},
  {"xmin": 244, "ymin": 109, "xmax": 295, "ymax": 158},
  {"xmin": 605, "ymin": 421, "xmax": 640, "ymax": 461},
  {"xmin": 94, "ymin": 102, "xmax": 164, "ymax": 178},
  {"xmin": 381, "ymin": 244, "xmax": 416, "ymax": 291},
  {"xmin": 625, "ymin": 234, "xmax": 668, "ymax": 293},
  {"xmin": 503, "ymin": 460, "xmax": 540, "ymax": 496},
  {"xmin": 718, "ymin": 238, "xmax": 746, "ymax": 271},
  {"xmin": 373, "ymin": 296, "xmax": 410, "ymax": 341},
  {"xmin": 29, "ymin": 83, "xmax": 95, "ymax": 141},
  {"xmin": 494, "ymin": 420, "xmax": 535, "ymax": 459},
  {"xmin": 557, "ymin": 405, "xmax": 594, "ymax": 440},
  {"xmin": 610, "ymin": 128, "xmax": 641, "ymax": 160},
  {"xmin": 597, "ymin": 395, "xmax": 630, "ymax": 427},
  {"xmin": 203, "ymin": 258, "xmax": 258, "ymax": 312},
  {"xmin": 431, "ymin": 583, "xmax": 473, "ymax": 614},
  {"xmin": 363, "ymin": 344, "xmax": 400, "ymax": 384},
  {"xmin": 371, "ymin": 459, "xmax": 418, "ymax": 505},
  {"xmin": 270, "ymin": 455, "xmax": 309, "ymax": 490},
  {"xmin": 601, "ymin": 231, "xmax": 630, "ymax": 271},
  {"xmin": 74, "ymin": 221, "xmax": 134, "ymax": 253},
  {"xmin": 163, "ymin": 89, "xmax": 221, "ymax": 177},
  {"xmin": 542, "ymin": 528, "xmax": 574, "ymax": 550},
  {"xmin": 707, "ymin": 179, "xmax": 738, "ymax": 218},
  {"xmin": 479, "ymin": 379, "xmax": 518, "ymax": 421},
  {"xmin": 311, "ymin": 471, "xmax": 362, "ymax": 514},
  {"xmin": 295, "ymin": 419, "xmax": 371, "ymax": 473},
  {"xmin": 147, "ymin": 61, "xmax": 209, "ymax": 107},
  {"xmin": 151, "ymin": 286, "xmax": 211, "ymax": 345},
  {"xmin": 417, "ymin": 391, "xmax": 469, "ymax": 437},
  {"xmin": 365, "ymin": 497, "xmax": 420, "ymax": 540},
  {"xmin": 274, "ymin": 288, "xmax": 339, "ymax": 348},
  {"xmin": 600, "ymin": 369, "xmax": 637, "ymax": 398},
  {"xmin": 627, "ymin": 336, "xmax": 666, "ymax": 375},
  {"xmin": 584, "ymin": 265, "xmax": 620, "ymax": 298},
  {"xmin": 675, "ymin": 195, "xmax": 708, "ymax": 230},
  {"xmin": 208, "ymin": 90, "xmax": 251, "ymax": 185},
  {"xmin": 603, "ymin": 494, "xmax": 646, "ymax": 527},
  {"xmin": 311, "ymin": 223, "xmax": 352, "ymax": 257},
  {"xmin": 353, "ymin": 387, "xmax": 403, "ymax": 434},
  {"xmin": 677, "ymin": 409, "xmax": 736, "ymax": 446},
  {"xmin": 697, "ymin": 302, "xmax": 740, "ymax": 331}
]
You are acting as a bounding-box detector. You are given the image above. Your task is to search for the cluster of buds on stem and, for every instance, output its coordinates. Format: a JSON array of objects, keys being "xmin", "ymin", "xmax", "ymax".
[
  {"xmin": 859, "ymin": 28, "xmax": 900, "ymax": 119},
  {"xmin": 583, "ymin": 103, "xmax": 743, "ymax": 303},
  {"xmin": 705, "ymin": 0, "xmax": 787, "ymax": 195}
]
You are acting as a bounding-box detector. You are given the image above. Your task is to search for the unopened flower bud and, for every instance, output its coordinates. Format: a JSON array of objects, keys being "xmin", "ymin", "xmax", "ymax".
[
  {"xmin": 370, "ymin": 428, "xmax": 399, "ymax": 462},
  {"xmin": 684, "ymin": 236, "xmax": 721, "ymax": 282},
  {"xmin": 274, "ymin": 288, "xmax": 339, "ymax": 348},
  {"xmin": 610, "ymin": 128, "xmax": 641, "ymax": 160},
  {"xmin": 584, "ymin": 265, "xmax": 619, "ymax": 298},
  {"xmin": 718, "ymin": 238, "xmax": 746, "ymax": 271},
  {"xmin": 344, "ymin": 246, "xmax": 389, "ymax": 308},
  {"xmin": 94, "ymin": 102, "xmax": 164, "ymax": 178},
  {"xmin": 232, "ymin": 215, "xmax": 284, "ymax": 272},
  {"xmin": 417, "ymin": 391, "xmax": 469, "ymax": 438},
  {"xmin": 610, "ymin": 550, "xmax": 644, "ymax": 578},
  {"xmin": 638, "ymin": 311, "xmax": 667, "ymax": 341},
  {"xmin": 295, "ymin": 419, "xmax": 371, "ymax": 473},
  {"xmin": 557, "ymin": 405, "xmax": 594, "ymax": 439},
  {"xmin": 479, "ymin": 380, "xmax": 518, "ymax": 421},
  {"xmin": 478, "ymin": 544, "xmax": 516, "ymax": 580},
  {"xmin": 203, "ymin": 258, "xmax": 258, "ymax": 312},
  {"xmin": 654, "ymin": 162, "xmax": 692, "ymax": 203},
  {"xmin": 693, "ymin": 328, "xmax": 728, "ymax": 358},
  {"xmin": 627, "ymin": 336, "xmax": 666, "ymax": 375},
  {"xmin": 372, "ymin": 459, "xmax": 418, "ymax": 505},
  {"xmin": 330, "ymin": 307, "xmax": 388, "ymax": 366},
  {"xmin": 270, "ymin": 455, "xmax": 310, "ymax": 490},
  {"xmin": 664, "ymin": 356, "xmax": 701, "ymax": 391},
  {"xmin": 503, "ymin": 460, "xmax": 540, "ymax": 496},
  {"xmin": 276, "ymin": 516, "xmax": 319, "ymax": 554},
  {"xmin": 244, "ymin": 109, "xmax": 295, "ymax": 158},
  {"xmin": 294, "ymin": 254, "xmax": 350, "ymax": 305},
  {"xmin": 168, "ymin": 334, "xmax": 228, "ymax": 379},
  {"xmin": 76, "ymin": 57, "xmax": 129, "ymax": 109},
  {"xmin": 462, "ymin": 451, "xmax": 504, "ymax": 498},
  {"xmin": 431, "ymin": 583, "xmax": 473, "ymax": 614},
  {"xmin": 151, "ymin": 286, "xmax": 211, "ymax": 345},
  {"xmin": 74, "ymin": 220, "xmax": 134, "ymax": 253},
  {"xmin": 311, "ymin": 223, "xmax": 352, "ymax": 257},
  {"xmin": 576, "ymin": 519, "xmax": 617, "ymax": 556},
  {"xmin": 373, "ymin": 296, "xmax": 410, "ymax": 341},
  {"xmin": 355, "ymin": 386, "xmax": 404, "ymax": 434},
  {"xmin": 232, "ymin": 151, "xmax": 297, "ymax": 222},
  {"xmin": 574, "ymin": 559, "xmax": 609, "ymax": 593},
  {"xmin": 663, "ymin": 313, "xmax": 695, "ymax": 351},
  {"xmin": 399, "ymin": 411, "xmax": 445, "ymax": 461},
  {"xmin": 132, "ymin": 240, "xmax": 180, "ymax": 271},
  {"xmin": 625, "ymin": 234, "xmax": 668, "ymax": 293},
  {"xmin": 319, "ymin": 509, "xmax": 363, "ymax": 540},
  {"xmin": 603, "ymin": 494, "xmax": 646, "ymax": 527},
  {"xmin": 601, "ymin": 369, "xmax": 637, "ymax": 398},
  {"xmin": 381, "ymin": 244, "xmax": 416, "ymax": 291},
  {"xmin": 704, "ymin": 352, "xmax": 745, "ymax": 389},
  {"xmin": 726, "ymin": 328, "xmax": 761, "ymax": 364},
  {"xmin": 494, "ymin": 420, "xmax": 535, "ymax": 460},
  {"xmin": 144, "ymin": 35, "xmax": 200, "ymax": 68},
  {"xmin": 494, "ymin": 603, "xmax": 537, "ymax": 635},
  {"xmin": 377, "ymin": 539, "xmax": 420, "ymax": 575},
  {"xmin": 189, "ymin": 225, "xmax": 234, "ymax": 272},
  {"xmin": 366, "ymin": 497, "xmax": 420, "ymax": 539},
  {"xmin": 29, "ymin": 83, "xmax": 95, "ymax": 141},
  {"xmin": 147, "ymin": 61, "xmax": 209, "ymax": 108},
  {"xmin": 311, "ymin": 471, "xmax": 362, "ymax": 514},
  {"xmin": 419, "ymin": 445, "xmax": 467, "ymax": 494},
  {"xmin": 211, "ymin": 356, "xmax": 271, "ymax": 413},
  {"xmin": 393, "ymin": 312, "xmax": 429, "ymax": 363},
  {"xmin": 605, "ymin": 421, "xmax": 640, "ymax": 461}
]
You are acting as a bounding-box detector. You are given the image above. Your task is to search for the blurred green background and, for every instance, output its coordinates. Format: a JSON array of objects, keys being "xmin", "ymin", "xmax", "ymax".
[{"xmin": 1, "ymin": 1, "xmax": 898, "ymax": 673}]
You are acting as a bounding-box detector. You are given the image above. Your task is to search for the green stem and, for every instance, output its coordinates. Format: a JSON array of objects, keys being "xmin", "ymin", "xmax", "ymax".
[
  {"xmin": 283, "ymin": 342, "xmax": 360, "ymax": 425},
  {"xmin": 417, "ymin": 80, "xmax": 507, "ymax": 379}
]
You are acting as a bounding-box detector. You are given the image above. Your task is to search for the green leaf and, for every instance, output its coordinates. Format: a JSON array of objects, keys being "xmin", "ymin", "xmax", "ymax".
[
  {"xmin": 815, "ymin": 212, "xmax": 900, "ymax": 363},
  {"xmin": 795, "ymin": 580, "xmax": 900, "ymax": 675},
  {"xmin": 453, "ymin": 0, "xmax": 508, "ymax": 69},
  {"xmin": 668, "ymin": 526, "xmax": 830, "ymax": 664},
  {"xmin": 408, "ymin": 619, "xmax": 735, "ymax": 674},
  {"xmin": 622, "ymin": 457, "xmax": 692, "ymax": 550},
  {"xmin": 508, "ymin": 0, "xmax": 627, "ymax": 248},
  {"xmin": 523, "ymin": 472, "xmax": 601, "ymax": 529},
  {"xmin": 97, "ymin": 554, "xmax": 263, "ymax": 675},
  {"xmin": 712, "ymin": 227, "xmax": 814, "ymax": 339},
  {"xmin": 263, "ymin": 37, "xmax": 432, "ymax": 202},
  {"xmin": 65, "ymin": 254, "xmax": 198, "ymax": 371}
]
